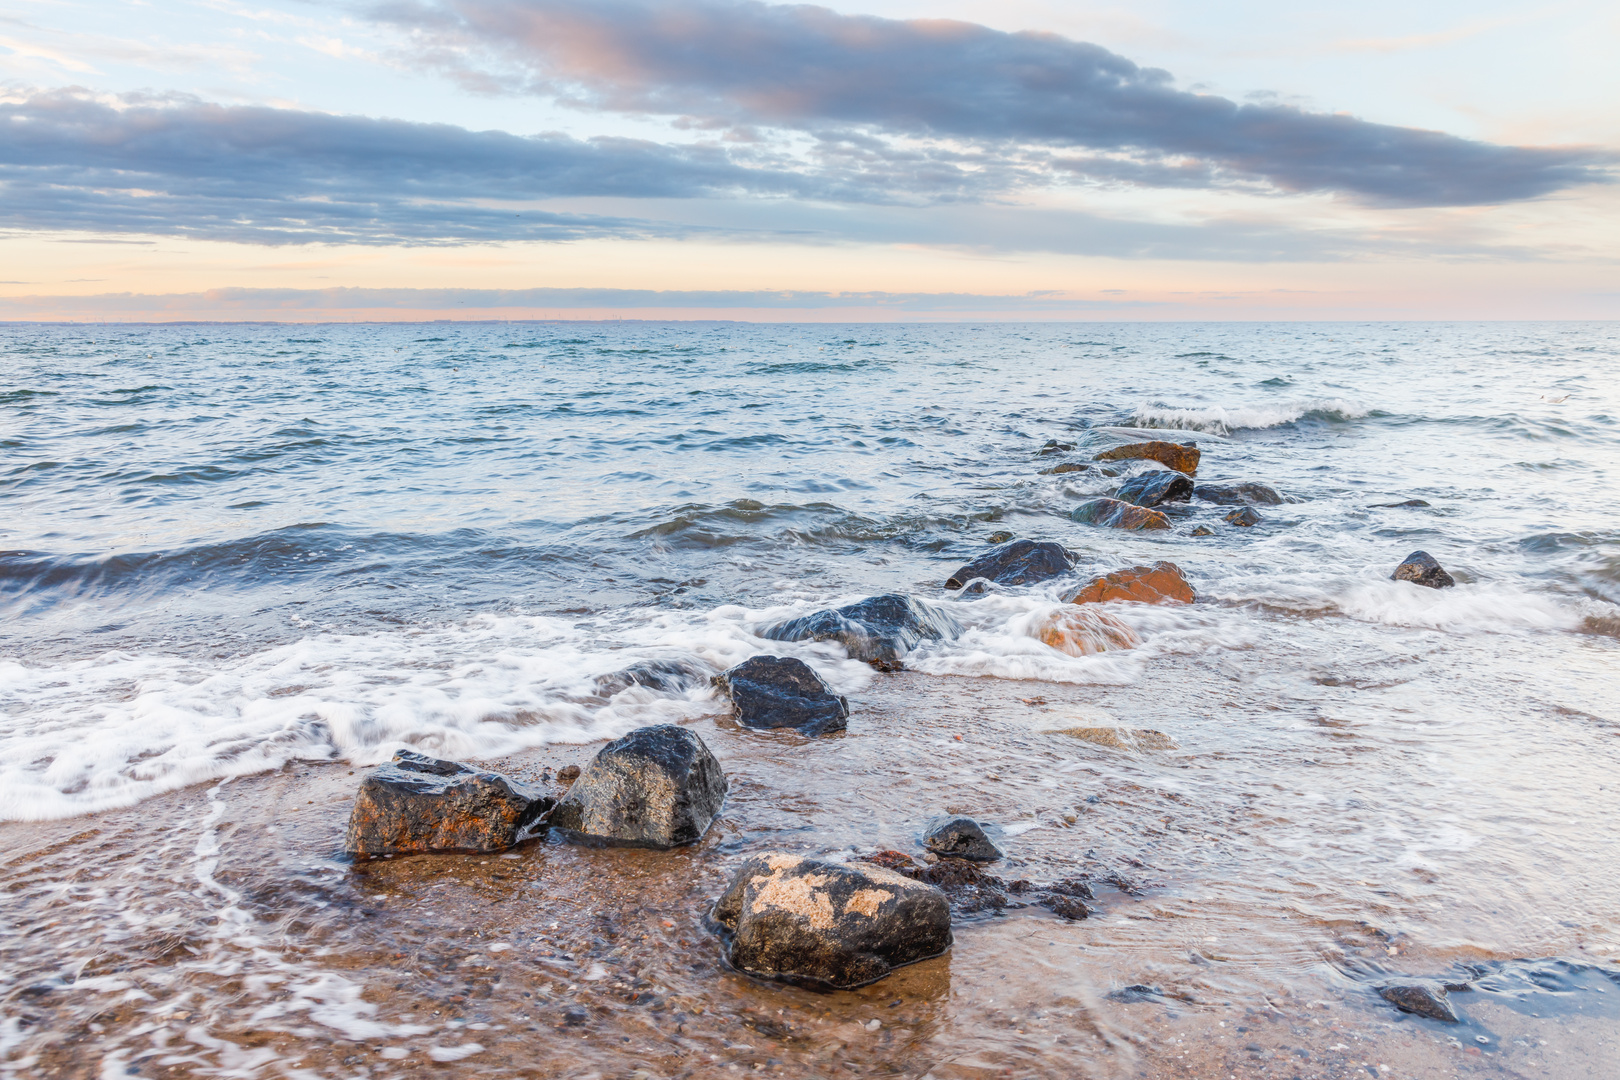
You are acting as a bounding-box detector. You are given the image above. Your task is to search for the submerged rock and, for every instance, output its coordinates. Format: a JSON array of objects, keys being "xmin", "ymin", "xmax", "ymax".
[
  {"xmin": 945, "ymin": 539, "xmax": 1076, "ymax": 590},
  {"xmin": 714, "ymin": 656, "xmax": 850, "ymax": 734},
  {"xmin": 1070, "ymin": 498, "xmax": 1171, "ymax": 531},
  {"xmin": 1034, "ymin": 607, "xmax": 1140, "ymax": 655},
  {"xmin": 593, "ymin": 658, "xmax": 712, "ymax": 697},
  {"xmin": 762, "ymin": 594, "xmax": 959, "ymax": 671},
  {"xmin": 548, "ymin": 724, "xmax": 727, "ymax": 849},
  {"xmin": 1374, "ymin": 498, "xmax": 1430, "ymax": 508},
  {"xmin": 1069, "ymin": 561, "xmax": 1195, "ymax": 605},
  {"xmin": 1095, "ymin": 441, "xmax": 1200, "ymax": 476},
  {"xmin": 1392, "ymin": 550, "xmax": 1456, "ymax": 589},
  {"xmin": 710, "ymin": 853, "xmax": 953, "ymax": 989},
  {"xmin": 1190, "ymin": 525, "xmax": 1215, "ymax": 537},
  {"xmin": 344, "ymin": 751, "xmax": 554, "ymax": 857},
  {"xmin": 1054, "ymin": 726, "xmax": 1179, "ymax": 751},
  {"xmin": 1038, "ymin": 440, "xmax": 1076, "ymax": 455},
  {"xmin": 1194, "ymin": 482, "xmax": 1285, "ymax": 505},
  {"xmin": 1225, "ymin": 507, "xmax": 1263, "ymax": 527},
  {"xmin": 1040, "ymin": 462, "xmax": 1089, "ymax": 475},
  {"xmin": 921, "ymin": 816, "xmax": 1004, "ymax": 862},
  {"xmin": 986, "ymin": 529, "xmax": 1015, "ymax": 544},
  {"xmin": 1378, "ymin": 981, "xmax": 1459, "ymax": 1022},
  {"xmin": 1113, "ymin": 471, "xmax": 1194, "ymax": 508}
]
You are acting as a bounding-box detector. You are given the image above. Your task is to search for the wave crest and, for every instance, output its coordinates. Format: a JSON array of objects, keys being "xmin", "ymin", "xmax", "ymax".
[{"xmin": 1132, "ymin": 399, "xmax": 1370, "ymax": 435}]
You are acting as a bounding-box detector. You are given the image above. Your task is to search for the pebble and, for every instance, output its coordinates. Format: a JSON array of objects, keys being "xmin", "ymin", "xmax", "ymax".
[{"xmin": 865, "ymin": 1019, "xmax": 882, "ymax": 1032}]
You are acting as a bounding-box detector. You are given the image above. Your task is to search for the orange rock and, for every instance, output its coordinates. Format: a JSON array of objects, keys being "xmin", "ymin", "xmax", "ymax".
[
  {"xmin": 1069, "ymin": 561, "xmax": 1196, "ymax": 605},
  {"xmin": 1035, "ymin": 607, "xmax": 1141, "ymax": 656},
  {"xmin": 1069, "ymin": 497, "xmax": 1171, "ymax": 530},
  {"xmin": 1094, "ymin": 440, "xmax": 1200, "ymax": 476}
]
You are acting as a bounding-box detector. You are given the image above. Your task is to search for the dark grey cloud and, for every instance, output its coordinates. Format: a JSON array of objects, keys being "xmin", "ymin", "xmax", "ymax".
[{"xmin": 372, "ymin": 0, "xmax": 1613, "ymax": 206}]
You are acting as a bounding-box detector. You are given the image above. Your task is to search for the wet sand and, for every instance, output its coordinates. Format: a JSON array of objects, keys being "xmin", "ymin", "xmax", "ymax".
[{"xmin": 4, "ymin": 630, "xmax": 1619, "ymax": 1080}]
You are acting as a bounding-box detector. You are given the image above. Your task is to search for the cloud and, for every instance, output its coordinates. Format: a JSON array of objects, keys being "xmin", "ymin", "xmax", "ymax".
[{"xmin": 370, "ymin": 0, "xmax": 1613, "ymax": 206}]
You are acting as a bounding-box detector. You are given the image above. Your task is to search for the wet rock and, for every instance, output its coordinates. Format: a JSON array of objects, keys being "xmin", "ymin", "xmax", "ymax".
[
  {"xmin": 344, "ymin": 750, "xmax": 554, "ymax": 857},
  {"xmin": 710, "ymin": 853, "xmax": 953, "ymax": 989},
  {"xmin": 762, "ymin": 595, "xmax": 959, "ymax": 671},
  {"xmin": 921, "ymin": 816, "xmax": 1004, "ymax": 862},
  {"xmin": 1108, "ymin": 984, "xmax": 1165, "ymax": 1003},
  {"xmin": 1054, "ymin": 726, "xmax": 1178, "ymax": 751},
  {"xmin": 945, "ymin": 539, "xmax": 1076, "ymax": 590},
  {"xmin": 1225, "ymin": 507, "xmax": 1263, "ymax": 527},
  {"xmin": 1034, "ymin": 607, "xmax": 1140, "ymax": 656},
  {"xmin": 1190, "ymin": 525, "xmax": 1215, "ymax": 537},
  {"xmin": 1040, "ymin": 878, "xmax": 1095, "ymax": 920},
  {"xmin": 1113, "ymin": 471, "xmax": 1194, "ymax": 508},
  {"xmin": 1374, "ymin": 499, "xmax": 1430, "ymax": 508},
  {"xmin": 713, "ymin": 656, "xmax": 850, "ymax": 734},
  {"xmin": 1040, "ymin": 462, "xmax": 1089, "ymax": 475},
  {"xmin": 593, "ymin": 658, "xmax": 712, "ymax": 697},
  {"xmin": 1378, "ymin": 981, "xmax": 1459, "ymax": 1022},
  {"xmin": 1094, "ymin": 441, "xmax": 1200, "ymax": 476},
  {"xmin": 1392, "ymin": 550, "xmax": 1456, "ymax": 589},
  {"xmin": 985, "ymin": 530, "xmax": 1015, "ymax": 544},
  {"xmin": 1069, "ymin": 561, "xmax": 1195, "ymax": 605},
  {"xmin": 1070, "ymin": 498, "xmax": 1171, "ymax": 531},
  {"xmin": 548, "ymin": 725, "xmax": 727, "ymax": 849},
  {"xmin": 855, "ymin": 850, "xmax": 920, "ymax": 875},
  {"xmin": 1038, "ymin": 440, "xmax": 1076, "ymax": 455},
  {"xmin": 916, "ymin": 857, "xmax": 1011, "ymax": 915},
  {"xmin": 1194, "ymin": 482, "xmax": 1285, "ymax": 505},
  {"xmin": 556, "ymin": 764, "xmax": 581, "ymax": 785}
]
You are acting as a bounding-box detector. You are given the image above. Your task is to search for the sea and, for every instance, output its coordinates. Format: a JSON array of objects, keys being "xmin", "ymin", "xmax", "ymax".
[{"xmin": 2, "ymin": 320, "xmax": 1618, "ymax": 1079}]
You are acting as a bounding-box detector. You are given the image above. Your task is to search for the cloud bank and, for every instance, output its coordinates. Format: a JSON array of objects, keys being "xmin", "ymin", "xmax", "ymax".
[{"xmin": 372, "ymin": 0, "xmax": 1611, "ymax": 207}]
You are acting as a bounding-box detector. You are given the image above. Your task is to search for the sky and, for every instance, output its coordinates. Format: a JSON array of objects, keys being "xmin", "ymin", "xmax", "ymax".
[{"xmin": 1, "ymin": 0, "xmax": 1617, "ymax": 321}]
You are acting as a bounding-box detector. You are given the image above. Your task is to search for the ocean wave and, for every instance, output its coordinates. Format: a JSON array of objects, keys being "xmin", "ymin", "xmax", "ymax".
[{"xmin": 1132, "ymin": 399, "xmax": 1371, "ymax": 435}]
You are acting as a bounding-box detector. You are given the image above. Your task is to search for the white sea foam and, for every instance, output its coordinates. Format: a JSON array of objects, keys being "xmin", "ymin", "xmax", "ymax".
[
  {"xmin": 1333, "ymin": 581, "xmax": 1580, "ymax": 632},
  {"xmin": 1132, "ymin": 398, "xmax": 1370, "ymax": 435}
]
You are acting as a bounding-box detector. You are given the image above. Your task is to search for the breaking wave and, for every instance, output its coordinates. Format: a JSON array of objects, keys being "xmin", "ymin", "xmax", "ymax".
[{"xmin": 1132, "ymin": 399, "xmax": 1371, "ymax": 435}]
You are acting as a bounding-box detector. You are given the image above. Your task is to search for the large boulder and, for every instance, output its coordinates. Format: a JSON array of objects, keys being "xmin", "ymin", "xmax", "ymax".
[
  {"xmin": 944, "ymin": 540, "xmax": 1076, "ymax": 590},
  {"xmin": 710, "ymin": 853, "xmax": 952, "ymax": 989},
  {"xmin": 548, "ymin": 725, "xmax": 727, "ymax": 849},
  {"xmin": 1194, "ymin": 482, "xmax": 1285, "ymax": 505},
  {"xmin": 1392, "ymin": 550, "xmax": 1456, "ymax": 589},
  {"xmin": 344, "ymin": 751, "xmax": 554, "ymax": 857},
  {"xmin": 1095, "ymin": 441, "xmax": 1200, "ymax": 476},
  {"xmin": 762, "ymin": 594, "xmax": 958, "ymax": 671},
  {"xmin": 1034, "ymin": 607, "xmax": 1139, "ymax": 655},
  {"xmin": 921, "ymin": 816, "xmax": 1004, "ymax": 862},
  {"xmin": 1070, "ymin": 498, "xmax": 1171, "ymax": 530},
  {"xmin": 714, "ymin": 656, "xmax": 850, "ymax": 734},
  {"xmin": 1070, "ymin": 562, "xmax": 1195, "ymax": 605},
  {"xmin": 1113, "ymin": 471, "xmax": 1193, "ymax": 508}
]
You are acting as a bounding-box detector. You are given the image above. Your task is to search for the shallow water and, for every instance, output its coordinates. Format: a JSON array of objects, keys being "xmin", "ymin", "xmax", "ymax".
[{"xmin": 2, "ymin": 321, "xmax": 1619, "ymax": 1078}]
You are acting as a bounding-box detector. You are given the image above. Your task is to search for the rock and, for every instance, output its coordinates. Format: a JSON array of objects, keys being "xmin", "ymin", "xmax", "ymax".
[
  {"xmin": 1040, "ymin": 462, "xmax": 1089, "ymax": 475},
  {"xmin": 1194, "ymin": 482, "xmax": 1285, "ymax": 505},
  {"xmin": 1108, "ymin": 984, "xmax": 1165, "ymax": 1003},
  {"xmin": 1374, "ymin": 499, "xmax": 1430, "ymax": 508},
  {"xmin": 1033, "ymin": 607, "xmax": 1140, "ymax": 656},
  {"xmin": 1113, "ymin": 471, "xmax": 1194, "ymax": 508},
  {"xmin": 710, "ymin": 853, "xmax": 953, "ymax": 989},
  {"xmin": 1053, "ymin": 726, "xmax": 1179, "ymax": 751},
  {"xmin": 344, "ymin": 750, "xmax": 554, "ymax": 857},
  {"xmin": 855, "ymin": 850, "xmax": 920, "ymax": 875},
  {"xmin": 556, "ymin": 764, "xmax": 581, "ymax": 785},
  {"xmin": 593, "ymin": 658, "xmax": 712, "ymax": 697},
  {"xmin": 1069, "ymin": 561, "xmax": 1195, "ymax": 605},
  {"xmin": 1040, "ymin": 878, "xmax": 1095, "ymax": 920},
  {"xmin": 547, "ymin": 725, "xmax": 727, "ymax": 849},
  {"xmin": 1378, "ymin": 981, "xmax": 1459, "ymax": 1022},
  {"xmin": 1190, "ymin": 525, "xmax": 1215, "ymax": 537},
  {"xmin": 1038, "ymin": 440, "xmax": 1076, "ymax": 455},
  {"xmin": 921, "ymin": 816, "xmax": 1004, "ymax": 862},
  {"xmin": 1094, "ymin": 441, "xmax": 1200, "ymax": 476},
  {"xmin": 1392, "ymin": 550, "xmax": 1455, "ymax": 589},
  {"xmin": 945, "ymin": 539, "xmax": 1076, "ymax": 590},
  {"xmin": 714, "ymin": 656, "xmax": 850, "ymax": 734},
  {"xmin": 1070, "ymin": 498, "xmax": 1171, "ymax": 531},
  {"xmin": 761, "ymin": 595, "xmax": 959, "ymax": 671},
  {"xmin": 1225, "ymin": 507, "xmax": 1262, "ymax": 527},
  {"xmin": 916, "ymin": 856, "xmax": 1013, "ymax": 914},
  {"xmin": 986, "ymin": 530, "xmax": 1015, "ymax": 544}
]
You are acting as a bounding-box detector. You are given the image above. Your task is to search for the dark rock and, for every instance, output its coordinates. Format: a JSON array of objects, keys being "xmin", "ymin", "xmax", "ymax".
[
  {"xmin": 945, "ymin": 540, "xmax": 1076, "ymax": 591},
  {"xmin": 548, "ymin": 725, "xmax": 727, "ymax": 849},
  {"xmin": 556, "ymin": 764, "xmax": 581, "ymax": 785},
  {"xmin": 1095, "ymin": 441, "xmax": 1200, "ymax": 476},
  {"xmin": 1225, "ymin": 507, "xmax": 1263, "ymax": 527},
  {"xmin": 1108, "ymin": 984, "xmax": 1164, "ymax": 1003},
  {"xmin": 1190, "ymin": 525, "xmax": 1215, "ymax": 537},
  {"xmin": 1039, "ymin": 877, "xmax": 1095, "ymax": 921},
  {"xmin": 1113, "ymin": 471, "xmax": 1194, "ymax": 508},
  {"xmin": 593, "ymin": 658, "xmax": 712, "ymax": 697},
  {"xmin": 1392, "ymin": 550, "xmax": 1455, "ymax": 589},
  {"xmin": 1038, "ymin": 440, "xmax": 1076, "ymax": 455},
  {"xmin": 1378, "ymin": 981, "xmax": 1459, "ymax": 1022},
  {"xmin": 917, "ymin": 857, "xmax": 1011, "ymax": 915},
  {"xmin": 1374, "ymin": 499, "xmax": 1430, "ymax": 508},
  {"xmin": 713, "ymin": 656, "xmax": 850, "ymax": 734},
  {"xmin": 921, "ymin": 816, "xmax": 1004, "ymax": 862},
  {"xmin": 1070, "ymin": 498, "xmax": 1171, "ymax": 530},
  {"xmin": 1040, "ymin": 462, "xmax": 1089, "ymax": 475},
  {"xmin": 986, "ymin": 530, "xmax": 1015, "ymax": 544},
  {"xmin": 562, "ymin": 1007, "xmax": 588, "ymax": 1026},
  {"xmin": 1070, "ymin": 561, "xmax": 1195, "ymax": 605},
  {"xmin": 344, "ymin": 750, "xmax": 554, "ymax": 857},
  {"xmin": 855, "ymin": 850, "xmax": 920, "ymax": 875},
  {"xmin": 1194, "ymin": 482, "xmax": 1285, "ymax": 505},
  {"xmin": 761, "ymin": 594, "xmax": 959, "ymax": 671},
  {"xmin": 710, "ymin": 853, "xmax": 953, "ymax": 989}
]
